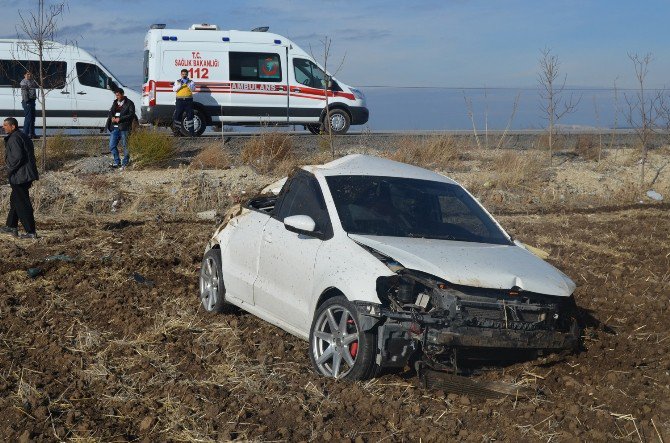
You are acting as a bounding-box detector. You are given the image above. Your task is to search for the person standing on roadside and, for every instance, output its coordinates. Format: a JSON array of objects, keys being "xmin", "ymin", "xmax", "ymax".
[
  {"xmin": 105, "ymin": 88, "xmax": 136, "ymax": 169},
  {"xmin": 172, "ymin": 69, "xmax": 196, "ymax": 136},
  {"xmin": 1, "ymin": 117, "xmax": 39, "ymax": 239},
  {"xmin": 20, "ymin": 71, "xmax": 38, "ymax": 139}
]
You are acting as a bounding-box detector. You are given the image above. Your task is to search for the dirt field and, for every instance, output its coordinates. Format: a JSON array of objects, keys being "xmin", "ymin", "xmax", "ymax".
[{"xmin": 0, "ymin": 136, "xmax": 668, "ymax": 442}]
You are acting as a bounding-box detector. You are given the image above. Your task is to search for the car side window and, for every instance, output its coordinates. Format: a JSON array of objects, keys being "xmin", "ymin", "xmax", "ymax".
[{"xmin": 275, "ymin": 174, "xmax": 333, "ymax": 239}]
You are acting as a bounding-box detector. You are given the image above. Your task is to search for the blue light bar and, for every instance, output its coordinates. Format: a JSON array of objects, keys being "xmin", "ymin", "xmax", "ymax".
[
  {"xmin": 222, "ymin": 37, "xmax": 230, "ymax": 42},
  {"xmin": 274, "ymin": 39, "xmax": 281, "ymax": 44},
  {"xmin": 162, "ymin": 36, "xmax": 169, "ymax": 41},
  {"xmin": 169, "ymin": 36, "xmax": 178, "ymax": 41}
]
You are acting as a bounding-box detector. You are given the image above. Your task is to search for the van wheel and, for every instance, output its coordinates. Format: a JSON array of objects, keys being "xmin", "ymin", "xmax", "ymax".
[
  {"xmin": 325, "ymin": 109, "xmax": 350, "ymax": 135},
  {"xmin": 179, "ymin": 108, "xmax": 207, "ymax": 137},
  {"xmin": 171, "ymin": 123, "xmax": 183, "ymax": 137},
  {"xmin": 306, "ymin": 124, "xmax": 322, "ymax": 135}
]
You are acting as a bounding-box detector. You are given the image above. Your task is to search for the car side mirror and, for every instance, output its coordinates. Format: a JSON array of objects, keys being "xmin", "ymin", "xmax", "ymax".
[
  {"xmin": 107, "ymin": 79, "xmax": 118, "ymax": 91},
  {"xmin": 284, "ymin": 215, "xmax": 316, "ymax": 235}
]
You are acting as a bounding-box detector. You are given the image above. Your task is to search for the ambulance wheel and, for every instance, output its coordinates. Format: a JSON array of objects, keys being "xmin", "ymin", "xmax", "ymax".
[
  {"xmin": 306, "ymin": 124, "xmax": 322, "ymax": 135},
  {"xmin": 178, "ymin": 109, "xmax": 207, "ymax": 137},
  {"xmin": 325, "ymin": 109, "xmax": 350, "ymax": 135}
]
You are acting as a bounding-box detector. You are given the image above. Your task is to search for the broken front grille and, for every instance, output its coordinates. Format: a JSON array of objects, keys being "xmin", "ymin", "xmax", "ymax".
[{"xmin": 457, "ymin": 299, "xmax": 553, "ymax": 328}]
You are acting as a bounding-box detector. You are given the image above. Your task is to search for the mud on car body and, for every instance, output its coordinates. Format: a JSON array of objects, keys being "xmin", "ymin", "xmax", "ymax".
[{"xmin": 200, "ymin": 154, "xmax": 580, "ymax": 380}]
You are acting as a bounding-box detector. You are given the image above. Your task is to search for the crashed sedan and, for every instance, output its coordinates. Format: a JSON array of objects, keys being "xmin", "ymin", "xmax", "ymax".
[{"xmin": 200, "ymin": 154, "xmax": 580, "ymax": 380}]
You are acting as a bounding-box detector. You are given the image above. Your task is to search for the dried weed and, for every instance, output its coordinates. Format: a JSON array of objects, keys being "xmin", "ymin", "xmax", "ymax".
[
  {"xmin": 240, "ymin": 132, "xmax": 293, "ymax": 174},
  {"xmin": 191, "ymin": 143, "xmax": 232, "ymax": 170},
  {"xmin": 129, "ymin": 128, "xmax": 176, "ymax": 169},
  {"xmin": 34, "ymin": 132, "xmax": 79, "ymax": 170},
  {"xmin": 488, "ymin": 150, "xmax": 547, "ymax": 191},
  {"xmin": 385, "ymin": 135, "xmax": 471, "ymax": 170},
  {"xmin": 574, "ymin": 134, "xmax": 602, "ymax": 161}
]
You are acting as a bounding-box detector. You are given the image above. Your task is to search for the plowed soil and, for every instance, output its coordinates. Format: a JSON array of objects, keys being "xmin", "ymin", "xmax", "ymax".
[{"xmin": 1, "ymin": 203, "xmax": 668, "ymax": 442}]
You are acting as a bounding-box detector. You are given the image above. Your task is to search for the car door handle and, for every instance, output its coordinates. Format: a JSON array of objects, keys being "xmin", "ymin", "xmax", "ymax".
[
  {"xmin": 77, "ymin": 91, "xmax": 87, "ymax": 95},
  {"xmin": 60, "ymin": 90, "xmax": 70, "ymax": 94},
  {"xmin": 294, "ymin": 88, "xmax": 301, "ymax": 93}
]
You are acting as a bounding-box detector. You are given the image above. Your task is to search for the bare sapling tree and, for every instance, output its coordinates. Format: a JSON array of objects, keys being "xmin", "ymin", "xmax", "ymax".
[
  {"xmin": 537, "ymin": 47, "xmax": 581, "ymax": 165},
  {"xmin": 648, "ymin": 85, "xmax": 670, "ymax": 186},
  {"xmin": 609, "ymin": 78, "xmax": 621, "ymax": 159},
  {"xmin": 496, "ymin": 92, "xmax": 520, "ymax": 149},
  {"xmin": 463, "ymin": 92, "xmax": 482, "ymax": 149},
  {"xmin": 16, "ymin": 0, "xmax": 67, "ymax": 170},
  {"xmin": 624, "ymin": 52, "xmax": 663, "ymax": 187},
  {"xmin": 592, "ymin": 96, "xmax": 603, "ymax": 161},
  {"xmin": 311, "ymin": 36, "xmax": 346, "ymax": 159}
]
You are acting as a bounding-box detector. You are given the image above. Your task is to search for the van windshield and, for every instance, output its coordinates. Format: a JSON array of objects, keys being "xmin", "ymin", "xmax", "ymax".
[{"xmin": 97, "ymin": 60, "xmax": 124, "ymax": 87}]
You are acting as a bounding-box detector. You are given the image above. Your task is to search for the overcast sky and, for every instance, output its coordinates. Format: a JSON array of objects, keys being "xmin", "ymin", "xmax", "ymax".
[
  {"xmin": 3, "ymin": 0, "xmax": 668, "ymax": 129},
  {"xmin": 3, "ymin": 0, "xmax": 668, "ymax": 90}
]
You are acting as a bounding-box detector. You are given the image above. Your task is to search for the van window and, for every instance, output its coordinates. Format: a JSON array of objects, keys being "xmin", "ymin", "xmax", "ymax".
[
  {"xmin": 293, "ymin": 58, "xmax": 327, "ymax": 89},
  {"xmin": 76, "ymin": 62, "xmax": 110, "ymax": 89},
  {"xmin": 0, "ymin": 59, "xmax": 66, "ymax": 89},
  {"xmin": 229, "ymin": 52, "xmax": 281, "ymax": 82},
  {"xmin": 143, "ymin": 50, "xmax": 149, "ymax": 83}
]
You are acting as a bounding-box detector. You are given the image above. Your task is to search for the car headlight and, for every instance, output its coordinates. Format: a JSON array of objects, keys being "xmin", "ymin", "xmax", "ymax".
[{"xmin": 350, "ymin": 88, "xmax": 365, "ymax": 100}]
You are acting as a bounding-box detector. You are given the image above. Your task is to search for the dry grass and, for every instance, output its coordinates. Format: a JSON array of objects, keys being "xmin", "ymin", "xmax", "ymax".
[
  {"xmin": 240, "ymin": 132, "xmax": 293, "ymax": 174},
  {"xmin": 535, "ymin": 133, "xmax": 567, "ymax": 152},
  {"xmin": 190, "ymin": 142, "xmax": 232, "ymax": 170},
  {"xmin": 385, "ymin": 135, "xmax": 470, "ymax": 170},
  {"xmin": 488, "ymin": 150, "xmax": 547, "ymax": 191},
  {"xmin": 129, "ymin": 128, "xmax": 176, "ymax": 169},
  {"xmin": 574, "ymin": 134, "xmax": 602, "ymax": 161},
  {"xmin": 32, "ymin": 132, "xmax": 79, "ymax": 170}
]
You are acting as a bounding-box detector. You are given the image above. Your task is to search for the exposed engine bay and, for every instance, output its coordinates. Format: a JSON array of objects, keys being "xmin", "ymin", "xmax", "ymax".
[{"xmin": 355, "ymin": 245, "xmax": 580, "ymax": 374}]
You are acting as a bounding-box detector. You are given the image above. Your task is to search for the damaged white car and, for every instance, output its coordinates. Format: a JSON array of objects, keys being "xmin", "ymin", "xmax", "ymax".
[{"xmin": 200, "ymin": 154, "xmax": 580, "ymax": 380}]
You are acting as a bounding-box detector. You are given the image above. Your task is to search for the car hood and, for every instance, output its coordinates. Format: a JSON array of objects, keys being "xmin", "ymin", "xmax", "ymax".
[{"xmin": 348, "ymin": 234, "xmax": 576, "ymax": 297}]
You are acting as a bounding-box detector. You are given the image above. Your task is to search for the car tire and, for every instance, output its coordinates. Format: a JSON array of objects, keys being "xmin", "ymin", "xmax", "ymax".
[
  {"xmin": 324, "ymin": 109, "xmax": 350, "ymax": 135},
  {"xmin": 199, "ymin": 248, "xmax": 226, "ymax": 312},
  {"xmin": 179, "ymin": 108, "xmax": 207, "ymax": 137},
  {"xmin": 306, "ymin": 123, "xmax": 322, "ymax": 135},
  {"xmin": 309, "ymin": 295, "xmax": 378, "ymax": 380}
]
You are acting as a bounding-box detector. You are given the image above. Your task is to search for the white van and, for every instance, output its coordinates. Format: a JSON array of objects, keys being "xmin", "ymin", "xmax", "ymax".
[
  {"xmin": 141, "ymin": 24, "xmax": 369, "ymax": 136},
  {"xmin": 0, "ymin": 39, "xmax": 141, "ymax": 130}
]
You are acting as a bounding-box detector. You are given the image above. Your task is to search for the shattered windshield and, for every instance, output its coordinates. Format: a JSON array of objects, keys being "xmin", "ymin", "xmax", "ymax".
[{"xmin": 326, "ymin": 176, "xmax": 511, "ymax": 244}]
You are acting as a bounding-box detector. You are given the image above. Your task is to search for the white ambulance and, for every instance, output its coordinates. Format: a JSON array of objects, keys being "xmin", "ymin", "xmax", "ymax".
[
  {"xmin": 0, "ymin": 39, "xmax": 140, "ymax": 130},
  {"xmin": 141, "ymin": 24, "xmax": 369, "ymax": 136}
]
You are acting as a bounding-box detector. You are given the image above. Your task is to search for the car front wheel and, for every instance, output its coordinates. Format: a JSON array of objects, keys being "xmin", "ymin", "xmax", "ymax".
[
  {"xmin": 309, "ymin": 296, "xmax": 378, "ymax": 380},
  {"xmin": 199, "ymin": 248, "xmax": 226, "ymax": 312}
]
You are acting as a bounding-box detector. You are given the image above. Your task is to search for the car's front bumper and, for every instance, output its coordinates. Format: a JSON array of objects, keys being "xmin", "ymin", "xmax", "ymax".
[{"xmin": 425, "ymin": 320, "xmax": 580, "ymax": 351}]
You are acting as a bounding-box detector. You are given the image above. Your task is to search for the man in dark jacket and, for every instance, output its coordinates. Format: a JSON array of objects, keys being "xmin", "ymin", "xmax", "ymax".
[
  {"xmin": 2, "ymin": 117, "xmax": 39, "ymax": 238},
  {"xmin": 105, "ymin": 88, "xmax": 136, "ymax": 169}
]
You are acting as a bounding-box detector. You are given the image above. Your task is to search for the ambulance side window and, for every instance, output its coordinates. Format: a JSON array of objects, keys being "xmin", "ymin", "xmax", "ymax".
[
  {"xmin": 229, "ymin": 52, "xmax": 282, "ymax": 82},
  {"xmin": 293, "ymin": 58, "xmax": 326, "ymax": 89}
]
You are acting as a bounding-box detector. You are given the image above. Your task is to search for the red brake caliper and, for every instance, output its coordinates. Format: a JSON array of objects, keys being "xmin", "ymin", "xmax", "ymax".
[{"xmin": 347, "ymin": 319, "xmax": 358, "ymax": 358}]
